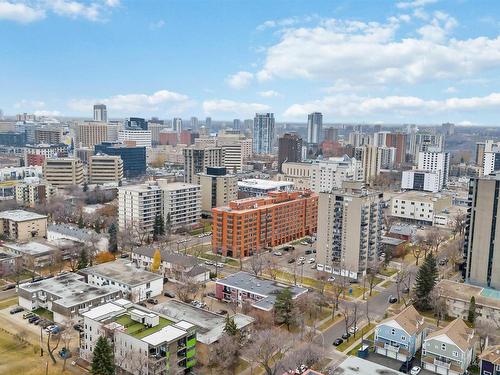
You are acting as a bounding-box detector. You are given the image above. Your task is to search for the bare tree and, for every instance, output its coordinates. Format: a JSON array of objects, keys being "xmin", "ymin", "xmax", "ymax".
[
  {"xmin": 60, "ymin": 320, "xmax": 73, "ymax": 372},
  {"xmin": 245, "ymin": 329, "xmax": 295, "ymax": 375},
  {"xmin": 475, "ymin": 320, "xmax": 497, "ymax": 353},
  {"xmin": 409, "ymin": 243, "xmax": 424, "ymax": 266},
  {"xmin": 174, "ymin": 276, "xmax": 200, "ymax": 303},
  {"xmin": 282, "ymin": 343, "xmax": 324, "ymax": 373},
  {"xmin": 207, "ymin": 334, "xmax": 240, "ymax": 374},
  {"xmin": 264, "ymin": 255, "xmax": 280, "ymax": 281},
  {"xmin": 395, "ymin": 264, "xmax": 409, "ymax": 305},
  {"xmin": 329, "ymin": 277, "xmax": 346, "ymax": 318},
  {"xmin": 429, "ymin": 289, "xmax": 447, "ymax": 327},
  {"xmin": 452, "ymin": 212, "xmax": 466, "ymax": 239},
  {"xmin": 67, "ymin": 244, "xmax": 83, "ymax": 272},
  {"xmin": 426, "ymin": 227, "xmax": 446, "ymax": 255},
  {"xmin": 365, "ymin": 259, "xmax": 382, "ymax": 297},
  {"xmin": 249, "ymin": 252, "xmax": 264, "ymax": 277},
  {"xmin": 46, "ymin": 330, "xmax": 61, "ymax": 365}
]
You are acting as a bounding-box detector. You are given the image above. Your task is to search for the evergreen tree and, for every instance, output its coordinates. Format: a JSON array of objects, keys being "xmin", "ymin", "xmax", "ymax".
[
  {"xmin": 77, "ymin": 249, "xmax": 88, "ymax": 270},
  {"xmin": 223, "ymin": 315, "xmax": 239, "ymax": 336},
  {"xmin": 108, "ymin": 223, "xmax": 117, "ymax": 253},
  {"xmin": 165, "ymin": 213, "xmax": 171, "ymax": 235},
  {"xmin": 153, "ymin": 215, "xmax": 164, "ymax": 240},
  {"xmin": 468, "ymin": 296, "xmax": 476, "ymax": 324},
  {"xmin": 78, "ymin": 214, "xmax": 84, "ymax": 229},
  {"xmin": 158, "ymin": 214, "xmax": 165, "ymax": 236},
  {"xmin": 274, "ymin": 288, "xmax": 296, "ymax": 330},
  {"xmin": 91, "ymin": 336, "xmax": 115, "ymax": 375},
  {"xmin": 415, "ymin": 253, "xmax": 438, "ymax": 310},
  {"xmin": 94, "ymin": 220, "xmax": 101, "ymax": 233}
]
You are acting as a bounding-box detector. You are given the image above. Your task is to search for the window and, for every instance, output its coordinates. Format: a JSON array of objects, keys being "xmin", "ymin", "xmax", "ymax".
[
  {"xmin": 391, "ymin": 329, "xmax": 395, "ymax": 335},
  {"xmin": 401, "ymin": 336, "xmax": 406, "ymax": 341},
  {"xmin": 452, "ymin": 351, "xmax": 458, "ymax": 357},
  {"xmin": 441, "ymin": 343, "xmax": 446, "ymax": 350}
]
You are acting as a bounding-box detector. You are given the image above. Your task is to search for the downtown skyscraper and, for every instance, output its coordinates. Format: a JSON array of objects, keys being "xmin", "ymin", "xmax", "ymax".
[
  {"xmin": 307, "ymin": 112, "xmax": 323, "ymax": 145},
  {"xmin": 253, "ymin": 113, "xmax": 275, "ymax": 154}
]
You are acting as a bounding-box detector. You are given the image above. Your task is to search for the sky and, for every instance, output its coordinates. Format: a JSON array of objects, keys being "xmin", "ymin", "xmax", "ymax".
[{"xmin": 1, "ymin": 0, "xmax": 500, "ymax": 125}]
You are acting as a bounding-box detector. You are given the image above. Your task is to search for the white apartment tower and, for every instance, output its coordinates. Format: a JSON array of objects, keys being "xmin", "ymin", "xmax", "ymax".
[
  {"xmin": 307, "ymin": 112, "xmax": 323, "ymax": 145},
  {"xmin": 310, "ymin": 156, "xmax": 364, "ymax": 193},
  {"xmin": 253, "ymin": 113, "xmax": 275, "ymax": 154},
  {"xmin": 316, "ymin": 182, "xmax": 384, "ymax": 279},
  {"xmin": 417, "ymin": 150, "xmax": 450, "ymax": 190}
]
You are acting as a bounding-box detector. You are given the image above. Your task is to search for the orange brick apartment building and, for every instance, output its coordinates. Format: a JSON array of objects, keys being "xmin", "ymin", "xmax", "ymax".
[{"xmin": 212, "ymin": 190, "xmax": 318, "ymax": 258}]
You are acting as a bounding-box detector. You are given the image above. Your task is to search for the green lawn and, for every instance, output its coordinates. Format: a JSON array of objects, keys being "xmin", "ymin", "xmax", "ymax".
[
  {"xmin": 32, "ymin": 307, "xmax": 53, "ymax": 321},
  {"xmin": 379, "ymin": 267, "xmax": 398, "ymax": 277},
  {"xmin": 198, "ymin": 253, "xmax": 240, "ymax": 267},
  {"xmin": 335, "ymin": 323, "xmax": 375, "ymax": 352},
  {"xmin": 380, "ymin": 280, "xmax": 394, "ymax": 288},
  {"xmin": 0, "ymin": 297, "xmax": 17, "ymax": 310},
  {"xmin": 114, "ymin": 314, "xmax": 172, "ymax": 339},
  {"xmin": 318, "ymin": 315, "xmax": 341, "ymax": 331}
]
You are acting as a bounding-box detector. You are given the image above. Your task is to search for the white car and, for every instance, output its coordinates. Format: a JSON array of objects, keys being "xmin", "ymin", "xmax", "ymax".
[
  {"xmin": 216, "ymin": 262, "xmax": 225, "ymax": 268},
  {"xmin": 348, "ymin": 326, "xmax": 359, "ymax": 334},
  {"xmin": 204, "ymin": 260, "xmax": 215, "ymax": 266},
  {"xmin": 308, "ymin": 258, "xmax": 315, "ymax": 264},
  {"xmin": 327, "ymin": 276, "xmax": 336, "ymax": 282},
  {"xmin": 317, "ymin": 264, "xmax": 324, "ymax": 271},
  {"xmin": 273, "ymin": 251, "xmax": 283, "ymax": 256},
  {"xmin": 298, "ymin": 256, "xmax": 305, "ymax": 262},
  {"xmin": 410, "ymin": 366, "xmax": 421, "ymax": 375},
  {"xmin": 300, "ymin": 241, "xmax": 309, "ymax": 245}
]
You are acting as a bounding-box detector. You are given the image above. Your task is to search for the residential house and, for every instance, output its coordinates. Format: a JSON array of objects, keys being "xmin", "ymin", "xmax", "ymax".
[
  {"xmin": 479, "ymin": 345, "xmax": 500, "ymax": 375},
  {"xmin": 374, "ymin": 305, "xmax": 425, "ymax": 362},
  {"xmin": 421, "ymin": 318, "xmax": 476, "ymax": 375},
  {"xmin": 131, "ymin": 247, "xmax": 210, "ymax": 283}
]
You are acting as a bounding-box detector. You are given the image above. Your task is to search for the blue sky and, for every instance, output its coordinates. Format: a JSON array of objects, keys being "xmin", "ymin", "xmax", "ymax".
[{"xmin": 1, "ymin": 0, "xmax": 500, "ymax": 124}]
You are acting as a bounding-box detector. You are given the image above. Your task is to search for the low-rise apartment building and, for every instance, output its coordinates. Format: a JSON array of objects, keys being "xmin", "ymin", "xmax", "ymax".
[
  {"xmin": 212, "ymin": 190, "xmax": 318, "ymax": 258},
  {"xmin": 81, "ymin": 299, "xmax": 197, "ymax": 374},
  {"xmin": 1, "ymin": 240, "xmax": 58, "ymax": 269},
  {"xmin": 276, "ymin": 162, "xmax": 312, "ymax": 190},
  {"xmin": 80, "ymin": 260, "xmax": 163, "ymax": 302},
  {"xmin": 18, "ymin": 273, "xmax": 121, "ymax": 323},
  {"xmin": 0, "ymin": 250, "xmax": 21, "ymax": 277},
  {"xmin": 216, "ymin": 272, "xmax": 307, "ymax": 312},
  {"xmin": 0, "ymin": 209, "xmax": 47, "ymax": 241},
  {"xmin": 435, "ymin": 279, "xmax": 500, "ymax": 325},
  {"xmin": 47, "ymin": 223, "xmax": 109, "ymax": 252},
  {"xmin": 390, "ymin": 191, "xmax": 452, "ymax": 225}
]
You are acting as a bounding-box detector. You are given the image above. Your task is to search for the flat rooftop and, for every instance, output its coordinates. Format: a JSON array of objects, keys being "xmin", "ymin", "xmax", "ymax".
[
  {"xmin": 217, "ymin": 271, "xmax": 307, "ymax": 311},
  {"xmin": 155, "ymin": 300, "xmax": 254, "ymax": 344},
  {"xmin": 19, "ymin": 273, "xmax": 120, "ymax": 308},
  {"xmin": 238, "ymin": 179, "xmax": 293, "ymax": 190},
  {"xmin": 81, "ymin": 260, "xmax": 163, "ymax": 287},
  {"xmin": 157, "ymin": 181, "xmax": 200, "ymax": 191},
  {"xmin": 381, "ymin": 236, "xmax": 406, "ymax": 246},
  {"xmin": 48, "ymin": 223, "xmax": 102, "ymax": 242},
  {"xmin": 392, "ymin": 191, "xmax": 449, "ymax": 203},
  {"xmin": 437, "ymin": 279, "xmax": 500, "ymax": 310},
  {"xmin": 331, "ymin": 356, "xmax": 400, "ymax": 375},
  {"xmin": 0, "ymin": 209, "xmax": 47, "ymax": 222},
  {"xmin": 2, "ymin": 240, "xmax": 56, "ymax": 256}
]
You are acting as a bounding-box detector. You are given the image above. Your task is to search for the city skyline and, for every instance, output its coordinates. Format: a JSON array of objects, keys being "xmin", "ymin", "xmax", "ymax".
[{"xmin": 1, "ymin": 0, "xmax": 500, "ymax": 125}]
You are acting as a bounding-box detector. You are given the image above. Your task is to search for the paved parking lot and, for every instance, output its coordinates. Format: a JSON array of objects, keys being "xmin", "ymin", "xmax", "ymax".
[{"xmin": 366, "ymin": 352, "xmax": 434, "ymax": 375}]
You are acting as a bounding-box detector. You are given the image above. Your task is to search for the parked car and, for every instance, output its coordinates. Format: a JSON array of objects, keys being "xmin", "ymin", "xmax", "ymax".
[
  {"xmin": 312, "ymin": 249, "xmax": 316, "ymax": 253},
  {"xmin": 327, "ymin": 276, "xmax": 336, "ymax": 282},
  {"xmin": 305, "ymin": 249, "xmax": 312, "ymax": 255},
  {"xmin": 204, "ymin": 260, "xmax": 215, "ymax": 266},
  {"xmin": 398, "ymin": 359, "xmax": 414, "ymax": 373},
  {"xmin": 310, "ymin": 264, "xmax": 316, "ymax": 269},
  {"xmin": 316, "ymin": 264, "xmax": 324, "ymax": 271},
  {"xmin": 45, "ymin": 325, "xmax": 56, "ymax": 333},
  {"xmin": 217, "ymin": 310, "xmax": 228, "ymax": 315},
  {"xmin": 73, "ymin": 324, "xmax": 84, "ymax": 332},
  {"xmin": 348, "ymin": 326, "xmax": 358, "ymax": 334},
  {"xmin": 403, "ymin": 287, "xmax": 410, "ymax": 294},
  {"xmin": 300, "ymin": 241, "xmax": 309, "ymax": 245},
  {"xmin": 298, "ymin": 256, "xmax": 305, "ymax": 262},
  {"xmin": 146, "ymin": 298, "xmax": 158, "ymax": 305},
  {"xmin": 273, "ymin": 251, "xmax": 283, "ymax": 256},
  {"xmin": 216, "ymin": 262, "xmax": 225, "ymax": 268},
  {"xmin": 410, "ymin": 366, "xmax": 421, "ymax": 375},
  {"xmin": 2, "ymin": 284, "xmax": 16, "ymax": 291},
  {"xmin": 9, "ymin": 306, "xmax": 23, "ymax": 314},
  {"xmin": 341, "ymin": 332, "xmax": 351, "ymax": 340},
  {"xmin": 333, "ymin": 338, "xmax": 343, "ymax": 346},
  {"xmin": 308, "ymin": 258, "xmax": 315, "ymax": 264},
  {"xmin": 120, "ymin": 253, "xmax": 129, "ymax": 259},
  {"xmin": 163, "ymin": 291, "xmax": 175, "ymax": 298},
  {"xmin": 388, "ymin": 295, "xmax": 398, "ymax": 304},
  {"xmin": 33, "ymin": 318, "xmax": 42, "ymax": 325},
  {"xmin": 23, "ymin": 312, "xmax": 34, "ymax": 319},
  {"xmin": 28, "ymin": 316, "xmax": 39, "ymax": 323},
  {"xmin": 137, "ymin": 302, "xmax": 147, "ymax": 307},
  {"xmin": 287, "ymin": 258, "xmax": 295, "ymax": 264},
  {"xmin": 49, "ymin": 326, "xmax": 61, "ymax": 334}
]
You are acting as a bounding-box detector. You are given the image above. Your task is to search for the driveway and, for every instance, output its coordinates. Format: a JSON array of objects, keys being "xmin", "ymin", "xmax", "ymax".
[{"xmin": 367, "ymin": 352, "xmax": 435, "ymax": 375}]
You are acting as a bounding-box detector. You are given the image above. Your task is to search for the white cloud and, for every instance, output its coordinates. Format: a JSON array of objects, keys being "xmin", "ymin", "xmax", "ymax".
[
  {"xmin": 258, "ymin": 90, "xmax": 280, "ymax": 98},
  {"xmin": 0, "ymin": 0, "xmax": 119, "ymax": 23},
  {"xmin": 226, "ymin": 71, "xmax": 254, "ymax": 89},
  {"xmin": 256, "ymin": 15, "xmax": 500, "ymax": 86},
  {"xmin": 14, "ymin": 99, "xmax": 46, "ymax": 109},
  {"xmin": 34, "ymin": 110, "xmax": 61, "ymax": 117},
  {"xmin": 149, "ymin": 19, "xmax": 165, "ymax": 30},
  {"xmin": 283, "ymin": 93, "xmax": 500, "ymax": 120},
  {"xmin": 444, "ymin": 86, "xmax": 457, "ymax": 93},
  {"xmin": 68, "ymin": 90, "xmax": 191, "ymax": 114},
  {"xmin": 256, "ymin": 16, "xmax": 315, "ymax": 31},
  {"xmin": 0, "ymin": 1, "xmax": 45, "ymax": 23},
  {"xmin": 203, "ymin": 99, "xmax": 270, "ymax": 116},
  {"xmin": 396, "ymin": 0, "xmax": 438, "ymax": 9}
]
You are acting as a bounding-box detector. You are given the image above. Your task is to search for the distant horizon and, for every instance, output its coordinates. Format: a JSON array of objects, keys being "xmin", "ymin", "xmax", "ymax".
[{"xmin": 2, "ymin": 1, "xmax": 500, "ymax": 124}]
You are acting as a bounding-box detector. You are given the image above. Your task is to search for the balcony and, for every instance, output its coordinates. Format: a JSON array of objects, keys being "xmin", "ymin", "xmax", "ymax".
[{"xmin": 434, "ymin": 359, "xmax": 451, "ymax": 369}]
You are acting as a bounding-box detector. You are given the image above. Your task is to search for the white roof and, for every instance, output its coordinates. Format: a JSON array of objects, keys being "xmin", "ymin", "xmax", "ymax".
[
  {"xmin": 238, "ymin": 179, "xmax": 293, "ymax": 190},
  {"xmin": 142, "ymin": 325, "xmax": 186, "ymax": 346},
  {"xmin": 0, "ymin": 210, "xmax": 47, "ymax": 222},
  {"xmin": 174, "ymin": 320, "xmax": 195, "ymax": 330},
  {"xmin": 82, "ymin": 302, "xmax": 126, "ymax": 320}
]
